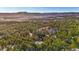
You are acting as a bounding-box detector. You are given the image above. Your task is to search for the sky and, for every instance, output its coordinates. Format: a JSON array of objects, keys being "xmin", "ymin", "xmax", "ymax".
[{"xmin": 0, "ymin": 7, "xmax": 79, "ymax": 13}]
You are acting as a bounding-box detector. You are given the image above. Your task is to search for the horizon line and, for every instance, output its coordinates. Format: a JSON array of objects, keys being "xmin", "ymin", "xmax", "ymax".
[{"xmin": 0, "ymin": 11, "xmax": 79, "ymax": 13}]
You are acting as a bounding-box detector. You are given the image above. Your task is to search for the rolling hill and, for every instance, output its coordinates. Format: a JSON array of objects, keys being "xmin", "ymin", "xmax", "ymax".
[{"xmin": 0, "ymin": 12, "xmax": 79, "ymax": 21}]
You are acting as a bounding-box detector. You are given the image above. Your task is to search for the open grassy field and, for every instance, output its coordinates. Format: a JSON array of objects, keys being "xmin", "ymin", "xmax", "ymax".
[{"xmin": 0, "ymin": 17, "xmax": 79, "ymax": 51}]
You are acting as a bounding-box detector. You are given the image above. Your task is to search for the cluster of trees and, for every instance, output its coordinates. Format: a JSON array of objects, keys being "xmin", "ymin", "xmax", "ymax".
[{"xmin": 0, "ymin": 18, "xmax": 79, "ymax": 51}]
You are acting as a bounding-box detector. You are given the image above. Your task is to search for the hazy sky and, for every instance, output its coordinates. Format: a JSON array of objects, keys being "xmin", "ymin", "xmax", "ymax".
[{"xmin": 0, "ymin": 7, "xmax": 79, "ymax": 13}]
